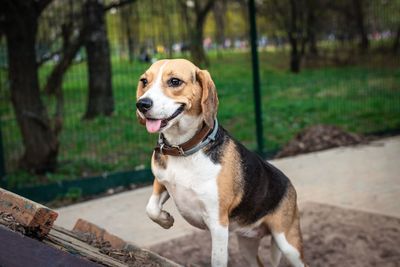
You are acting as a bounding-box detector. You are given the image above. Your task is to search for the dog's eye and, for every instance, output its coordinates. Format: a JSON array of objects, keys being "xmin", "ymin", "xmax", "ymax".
[
  {"xmin": 140, "ymin": 78, "xmax": 148, "ymax": 87},
  {"xmin": 168, "ymin": 78, "xmax": 183, "ymax": 88}
]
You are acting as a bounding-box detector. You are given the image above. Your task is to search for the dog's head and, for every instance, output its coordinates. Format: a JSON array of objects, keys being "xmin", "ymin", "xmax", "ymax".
[{"xmin": 136, "ymin": 59, "xmax": 218, "ymax": 133}]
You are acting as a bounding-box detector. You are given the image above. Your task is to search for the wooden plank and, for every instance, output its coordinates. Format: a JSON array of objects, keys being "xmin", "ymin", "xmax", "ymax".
[
  {"xmin": 44, "ymin": 226, "xmax": 128, "ymax": 267},
  {"xmin": 0, "ymin": 225, "xmax": 102, "ymax": 267},
  {"xmin": 71, "ymin": 220, "xmax": 182, "ymax": 267},
  {"xmin": 73, "ymin": 218, "xmax": 127, "ymax": 249},
  {"xmin": 124, "ymin": 243, "xmax": 183, "ymax": 267},
  {"xmin": 0, "ymin": 188, "xmax": 58, "ymax": 238}
]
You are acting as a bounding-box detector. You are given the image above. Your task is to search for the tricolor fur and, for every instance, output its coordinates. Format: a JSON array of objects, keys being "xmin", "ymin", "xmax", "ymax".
[{"xmin": 136, "ymin": 59, "xmax": 307, "ymax": 267}]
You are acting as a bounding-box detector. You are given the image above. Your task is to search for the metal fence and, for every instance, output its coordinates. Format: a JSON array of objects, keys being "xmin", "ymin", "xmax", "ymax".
[{"xmin": 0, "ymin": 0, "xmax": 399, "ymax": 201}]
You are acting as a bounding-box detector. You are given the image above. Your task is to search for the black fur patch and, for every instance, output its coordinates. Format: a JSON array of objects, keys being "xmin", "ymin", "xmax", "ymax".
[
  {"xmin": 203, "ymin": 125, "xmax": 289, "ymax": 225},
  {"xmin": 230, "ymin": 140, "xmax": 289, "ymax": 225},
  {"xmin": 203, "ymin": 126, "xmax": 230, "ymax": 164}
]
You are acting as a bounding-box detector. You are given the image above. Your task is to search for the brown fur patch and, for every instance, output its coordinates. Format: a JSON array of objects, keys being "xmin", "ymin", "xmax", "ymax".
[
  {"xmin": 136, "ymin": 69, "xmax": 155, "ymax": 98},
  {"xmin": 263, "ymin": 184, "xmax": 297, "ymax": 233},
  {"xmin": 196, "ymin": 70, "xmax": 219, "ymax": 128},
  {"xmin": 152, "ymin": 178, "xmax": 167, "ymax": 196},
  {"xmin": 217, "ymin": 140, "xmax": 243, "ymax": 226}
]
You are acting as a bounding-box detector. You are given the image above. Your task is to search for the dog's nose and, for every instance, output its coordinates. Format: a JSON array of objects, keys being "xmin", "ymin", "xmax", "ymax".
[{"xmin": 136, "ymin": 97, "xmax": 153, "ymax": 113}]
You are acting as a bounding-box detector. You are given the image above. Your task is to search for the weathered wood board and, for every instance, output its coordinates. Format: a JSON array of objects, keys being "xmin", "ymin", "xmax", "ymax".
[
  {"xmin": 0, "ymin": 188, "xmax": 181, "ymax": 266},
  {"xmin": 72, "ymin": 218, "xmax": 182, "ymax": 267},
  {"xmin": 0, "ymin": 188, "xmax": 58, "ymax": 238},
  {"xmin": 73, "ymin": 218, "xmax": 127, "ymax": 249},
  {"xmin": 44, "ymin": 226, "xmax": 129, "ymax": 267}
]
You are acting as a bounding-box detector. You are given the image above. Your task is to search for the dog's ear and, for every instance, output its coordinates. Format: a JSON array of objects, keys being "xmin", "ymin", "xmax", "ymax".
[{"xmin": 196, "ymin": 69, "xmax": 219, "ymax": 128}]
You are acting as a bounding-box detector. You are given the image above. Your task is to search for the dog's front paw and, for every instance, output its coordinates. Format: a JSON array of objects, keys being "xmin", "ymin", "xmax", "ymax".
[{"xmin": 153, "ymin": 210, "xmax": 174, "ymax": 229}]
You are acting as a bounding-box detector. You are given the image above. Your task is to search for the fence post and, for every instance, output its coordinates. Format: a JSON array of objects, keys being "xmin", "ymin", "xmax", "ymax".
[{"xmin": 248, "ymin": 0, "xmax": 265, "ymax": 155}]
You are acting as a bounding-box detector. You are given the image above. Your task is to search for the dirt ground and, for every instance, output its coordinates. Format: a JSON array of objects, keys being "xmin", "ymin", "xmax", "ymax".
[
  {"xmin": 275, "ymin": 124, "xmax": 367, "ymax": 158},
  {"xmin": 151, "ymin": 202, "xmax": 400, "ymax": 267}
]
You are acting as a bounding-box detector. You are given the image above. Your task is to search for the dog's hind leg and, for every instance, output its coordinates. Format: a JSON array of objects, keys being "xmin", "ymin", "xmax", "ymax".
[
  {"xmin": 146, "ymin": 178, "xmax": 174, "ymax": 229},
  {"xmin": 271, "ymin": 230, "xmax": 304, "ymax": 267},
  {"xmin": 270, "ymin": 208, "xmax": 306, "ymax": 267},
  {"xmin": 264, "ymin": 185, "xmax": 307, "ymax": 267},
  {"xmin": 237, "ymin": 234, "xmax": 262, "ymax": 267},
  {"xmin": 270, "ymin": 236, "xmax": 282, "ymax": 267}
]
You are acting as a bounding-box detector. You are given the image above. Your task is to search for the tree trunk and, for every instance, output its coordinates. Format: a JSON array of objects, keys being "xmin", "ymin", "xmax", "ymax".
[
  {"xmin": 308, "ymin": 31, "xmax": 318, "ymax": 56},
  {"xmin": 127, "ymin": 32, "xmax": 136, "ymax": 62},
  {"xmin": 289, "ymin": 35, "xmax": 301, "ymax": 73},
  {"xmin": 288, "ymin": 0, "xmax": 302, "ymax": 73},
  {"xmin": 44, "ymin": 25, "xmax": 84, "ymax": 95},
  {"xmin": 352, "ymin": 0, "xmax": 369, "ymax": 52},
  {"xmin": 120, "ymin": 4, "xmax": 139, "ymax": 62},
  {"xmin": 190, "ymin": 24, "xmax": 209, "ymax": 67},
  {"xmin": 180, "ymin": 0, "xmax": 215, "ymax": 67},
  {"xmin": 161, "ymin": 1, "xmax": 174, "ymax": 58},
  {"xmin": 44, "ymin": 23, "xmax": 85, "ymax": 135},
  {"xmin": 306, "ymin": 0, "xmax": 318, "ymax": 56},
  {"xmin": 83, "ymin": 0, "xmax": 114, "ymax": 119},
  {"xmin": 213, "ymin": 0, "xmax": 227, "ymax": 58},
  {"xmin": 393, "ymin": 25, "xmax": 400, "ymax": 54},
  {"xmin": 4, "ymin": 1, "xmax": 58, "ymax": 172}
]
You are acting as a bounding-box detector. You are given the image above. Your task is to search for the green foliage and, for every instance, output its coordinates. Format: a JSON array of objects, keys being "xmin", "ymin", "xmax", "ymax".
[
  {"xmin": 1, "ymin": 50, "xmax": 399, "ymax": 187},
  {"xmin": 65, "ymin": 187, "xmax": 82, "ymax": 201}
]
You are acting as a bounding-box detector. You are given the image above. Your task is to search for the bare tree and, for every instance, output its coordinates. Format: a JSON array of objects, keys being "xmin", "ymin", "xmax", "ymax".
[
  {"xmin": 394, "ymin": 25, "xmax": 400, "ymax": 54},
  {"xmin": 213, "ymin": 0, "xmax": 227, "ymax": 57},
  {"xmin": 161, "ymin": 0, "xmax": 175, "ymax": 58},
  {"xmin": 120, "ymin": 3, "xmax": 140, "ymax": 62},
  {"xmin": 0, "ymin": 0, "xmax": 138, "ymax": 172},
  {"xmin": 288, "ymin": 0, "xmax": 306, "ymax": 72},
  {"xmin": 83, "ymin": 0, "xmax": 137, "ymax": 119},
  {"xmin": 352, "ymin": 0, "xmax": 369, "ymax": 51},
  {"xmin": 1, "ymin": 0, "xmax": 59, "ymax": 172},
  {"xmin": 325, "ymin": 0, "xmax": 370, "ymax": 53},
  {"xmin": 265, "ymin": 0, "xmax": 308, "ymax": 72},
  {"xmin": 82, "ymin": 0, "xmax": 114, "ymax": 119},
  {"xmin": 43, "ymin": 1, "xmax": 85, "ymax": 135},
  {"xmin": 179, "ymin": 0, "xmax": 216, "ymax": 67},
  {"xmin": 305, "ymin": 0, "xmax": 318, "ymax": 56}
]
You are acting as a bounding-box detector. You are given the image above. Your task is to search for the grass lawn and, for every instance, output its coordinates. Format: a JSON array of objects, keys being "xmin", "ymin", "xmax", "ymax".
[{"xmin": 1, "ymin": 50, "xmax": 399, "ymax": 187}]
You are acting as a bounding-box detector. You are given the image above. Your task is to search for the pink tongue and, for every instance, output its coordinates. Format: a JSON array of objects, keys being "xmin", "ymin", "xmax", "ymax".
[{"xmin": 146, "ymin": 119, "xmax": 162, "ymax": 133}]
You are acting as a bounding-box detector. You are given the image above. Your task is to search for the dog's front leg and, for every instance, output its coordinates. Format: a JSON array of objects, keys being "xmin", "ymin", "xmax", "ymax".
[
  {"xmin": 210, "ymin": 222, "xmax": 229, "ymax": 267},
  {"xmin": 146, "ymin": 178, "xmax": 174, "ymax": 229}
]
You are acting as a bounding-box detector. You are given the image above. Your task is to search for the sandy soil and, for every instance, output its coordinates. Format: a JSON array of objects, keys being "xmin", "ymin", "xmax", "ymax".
[{"xmin": 151, "ymin": 202, "xmax": 400, "ymax": 267}]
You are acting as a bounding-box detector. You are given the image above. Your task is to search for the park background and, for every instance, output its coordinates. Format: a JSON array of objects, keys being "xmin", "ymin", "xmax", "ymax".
[{"xmin": 0, "ymin": 0, "xmax": 399, "ymax": 203}]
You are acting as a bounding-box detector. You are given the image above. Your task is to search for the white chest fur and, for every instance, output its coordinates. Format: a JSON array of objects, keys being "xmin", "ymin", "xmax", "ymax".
[{"xmin": 152, "ymin": 151, "xmax": 221, "ymax": 229}]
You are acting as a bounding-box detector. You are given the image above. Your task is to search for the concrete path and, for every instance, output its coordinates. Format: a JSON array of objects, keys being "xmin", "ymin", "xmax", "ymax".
[{"xmin": 56, "ymin": 136, "xmax": 400, "ymax": 247}]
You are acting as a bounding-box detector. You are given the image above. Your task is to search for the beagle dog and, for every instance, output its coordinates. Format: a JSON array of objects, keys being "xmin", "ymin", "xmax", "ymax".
[{"xmin": 136, "ymin": 59, "xmax": 307, "ymax": 267}]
